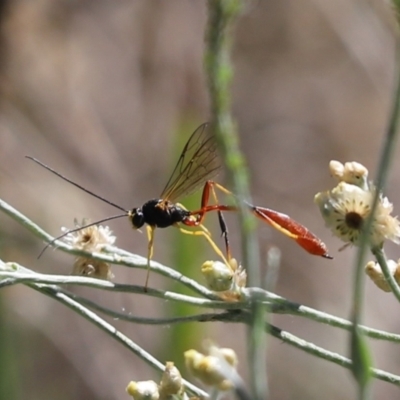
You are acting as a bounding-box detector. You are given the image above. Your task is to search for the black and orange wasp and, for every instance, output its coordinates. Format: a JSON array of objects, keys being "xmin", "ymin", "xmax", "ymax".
[{"xmin": 27, "ymin": 123, "xmax": 331, "ymax": 288}]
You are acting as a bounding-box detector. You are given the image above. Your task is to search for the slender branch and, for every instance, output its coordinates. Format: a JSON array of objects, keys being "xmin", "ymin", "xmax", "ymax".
[
  {"xmin": 205, "ymin": 2, "xmax": 264, "ymax": 398},
  {"xmin": 265, "ymin": 323, "xmax": 400, "ymax": 387},
  {"xmin": 4, "ymin": 260, "xmax": 400, "ymax": 343},
  {"xmin": 3, "ymin": 199, "xmax": 400, "ymax": 391},
  {"xmin": 205, "ymin": 0, "xmax": 259, "ymax": 291},
  {"xmin": 0, "ymin": 266, "xmax": 240, "ymax": 310},
  {"xmin": 245, "ymin": 288, "xmax": 400, "ymax": 343},
  {"xmin": 45, "ymin": 291, "xmax": 245, "ymax": 325},
  {"xmin": 0, "ymin": 196, "xmax": 221, "ymax": 299},
  {"xmin": 29, "ymin": 282, "xmax": 208, "ymax": 398}
]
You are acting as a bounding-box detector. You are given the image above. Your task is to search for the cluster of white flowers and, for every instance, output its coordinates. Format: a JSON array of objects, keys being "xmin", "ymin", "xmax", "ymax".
[
  {"xmin": 315, "ymin": 161, "xmax": 400, "ymax": 293},
  {"xmin": 315, "ymin": 161, "xmax": 400, "ymax": 249},
  {"xmin": 62, "ymin": 219, "xmax": 116, "ymax": 251}
]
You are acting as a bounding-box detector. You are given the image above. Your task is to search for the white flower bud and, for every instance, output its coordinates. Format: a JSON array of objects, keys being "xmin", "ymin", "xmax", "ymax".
[
  {"xmin": 126, "ymin": 380, "xmax": 159, "ymax": 400},
  {"xmin": 201, "ymin": 260, "xmax": 234, "ymax": 292},
  {"xmin": 329, "ymin": 160, "xmax": 369, "ymax": 189},
  {"xmin": 365, "ymin": 259, "xmax": 400, "ymax": 292}
]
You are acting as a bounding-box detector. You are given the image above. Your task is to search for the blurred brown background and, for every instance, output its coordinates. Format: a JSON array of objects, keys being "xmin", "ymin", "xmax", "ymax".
[{"xmin": 1, "ymin": 0, "xmax": 400, "ymax": 399}]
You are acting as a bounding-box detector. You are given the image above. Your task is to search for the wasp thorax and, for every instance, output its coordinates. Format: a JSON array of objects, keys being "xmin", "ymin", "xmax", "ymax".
[{"xmin": 130, "ymin": 208, "xmax": 145, "ymax": 229}]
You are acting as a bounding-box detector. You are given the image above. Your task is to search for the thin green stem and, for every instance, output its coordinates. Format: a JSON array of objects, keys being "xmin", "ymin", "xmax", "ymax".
[
  {"xmin": 4, "ymin": 259, "xmax": 400, "ymax": 344},
  {"xmin": 349, "ymin": 34, "xmax": 400, "ymax": 400},
  {"xmin": 5, "ymin": 259, "xmax": 400, "ymax": 343},
  {"xmin": 265, "ymin": 323, "xmax": 400, "ymax": 387},
  {"xmin": 0, "ymin": 267, "xmax": 240, "ymax": 310},
  {"xmin": 205, "ymin": 0, "xmax": 259, "ymax": 287},
  {"xmin": 3, "ymin": 260, "xmax": 400, "ymax": 388},
  {"xmin": 205, "ymin": 2, "xmax": 264, "ymax": 398},
  {"xmin": 245, "ymin": 288, "xmax": 400, "ymax": 342}
]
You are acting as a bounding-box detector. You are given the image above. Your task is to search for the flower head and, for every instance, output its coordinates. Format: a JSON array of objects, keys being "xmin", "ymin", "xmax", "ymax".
[
  {"xmin": 315, "ymin": 181, "xmax": 400, "ymax": 248},
  {"xmin": 62, "ymin": 219, "xmax": 116, "ymax": 280},
  {"xmin": 62, "ymin": 219, "xmax": 116, "ymax": 252}
]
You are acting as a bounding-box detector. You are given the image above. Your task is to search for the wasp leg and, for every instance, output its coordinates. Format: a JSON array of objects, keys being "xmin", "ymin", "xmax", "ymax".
[
  {"xmin": 217, "ymin": 211, "xmax": 231, "ymax": 261},
  {"xmin": 188, "ymin": 180, "xmax": 236, "ymax": 261},
  {"xmin": 178, "ymin": 226, "xmax": 232, "ymax": 270},
  {"xmin": 145, "ymin": 225, "xmax": 156, "ymax": 290}
]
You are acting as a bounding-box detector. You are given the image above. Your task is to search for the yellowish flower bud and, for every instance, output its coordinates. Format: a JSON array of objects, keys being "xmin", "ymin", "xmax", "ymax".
[
  {"xmin": 329, "ymin": 160, "xmax": 345, "ymax": 181},
  {"xmin": 201, "ymin": 258, "xmax": 247, "ymax": 300},
  {"xmin": 365, "ymin": 259, "xmax": 400, "ymax": 293},
  {"xmin": 210, "ymin": 346, "xmax": 238, "ymax": 368},
  {"xmin": 201, "ymin": 260, "xmax": 234, "ymax": 292},
  {"xmin": 159, "ymin": 362, "xmax": 183, "ymax": 399},
  {"xmin": 341, "ymin": 162, "xmax": 369, "ymax": 189},
  {"xmin": 126, "ymin": 380, "xmax": 159, "ymax": 400},
  {"xmin": 184, "ymin": 346, "xmax": 238, "ymax": 391},
  {"xmin": 329, "ymin": 160, "xmax": 369, "ymax": 189}
]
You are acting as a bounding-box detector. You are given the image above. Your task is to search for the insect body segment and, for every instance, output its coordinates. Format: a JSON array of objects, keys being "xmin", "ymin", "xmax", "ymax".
[
  {"xmin": 129, "ymin": 199, "xmax": 191, "ymax": 229},
  {"xmin": 251, "ymin": 206, "xmax": 332, "ymax": 258}
]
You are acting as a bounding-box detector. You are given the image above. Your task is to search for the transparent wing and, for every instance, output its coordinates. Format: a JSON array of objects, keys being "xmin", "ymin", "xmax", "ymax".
[{"xmin": 160, "ymin": 123, "xmax": 221, "ymax": 203}]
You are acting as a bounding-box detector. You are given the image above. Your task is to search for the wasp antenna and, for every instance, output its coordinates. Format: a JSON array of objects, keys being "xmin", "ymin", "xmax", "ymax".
[
  {"xmin": 26, "ymin": 156, "xmax": 129, "ymax": 213},
  {"xmin": 38, "ymin": 213, "xmax": 128, "ymax": 259},
  {"xmin": 37, "ymin": 242, "xmax": 52, "ymax": 259}
]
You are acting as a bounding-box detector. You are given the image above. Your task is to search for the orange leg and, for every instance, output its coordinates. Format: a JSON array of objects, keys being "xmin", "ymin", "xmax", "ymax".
[
  {"xmin": 175, "ymin": 202, "xmax": 232, "ymax": 268},
  {"xmin": 184, "ymin": 181, "xmax": 236, "ymax": 260},
  {"xmin": 185, "ymin": 181, "xmax": 331, "ymax": 259}
]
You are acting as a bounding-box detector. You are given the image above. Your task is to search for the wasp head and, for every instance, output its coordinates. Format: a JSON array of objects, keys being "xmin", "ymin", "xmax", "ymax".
[{"xmin": 129, "ymin": 207, "xmax": 145, "ymax": 229}]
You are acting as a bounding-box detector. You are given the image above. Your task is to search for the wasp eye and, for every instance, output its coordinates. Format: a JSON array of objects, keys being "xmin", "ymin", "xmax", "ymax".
[{"xmin": 130, "ymin": 208, "xmax": 145, "ymax": 229}]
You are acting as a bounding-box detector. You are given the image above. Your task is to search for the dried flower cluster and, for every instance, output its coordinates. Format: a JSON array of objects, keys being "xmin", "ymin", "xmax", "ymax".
[
  {"xmin": 315, "ymin": 161, "xmax": 400, "ymax": 249},
  {"xmin": 62, "ymin": 219, "xmax": 116, "ymax": 280}
]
